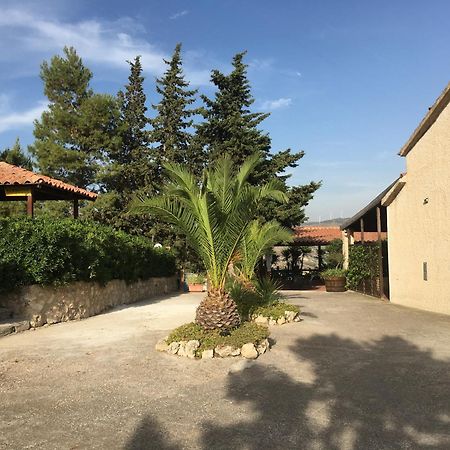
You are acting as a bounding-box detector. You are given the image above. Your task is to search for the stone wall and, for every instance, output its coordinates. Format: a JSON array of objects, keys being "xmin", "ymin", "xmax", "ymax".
[{"xmin": 0, "ymin": 276, "xmax": 178, "ymax": 328}]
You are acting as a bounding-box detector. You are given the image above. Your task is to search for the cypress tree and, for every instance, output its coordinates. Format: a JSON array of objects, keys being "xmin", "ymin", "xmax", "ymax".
[
  {"xmin": 30, "ymin": 47, "xmax": 119, "ymax": 189},
  {"xmin": 150, "ymin": 43, "xmax": 200, "ymax": 177},
  {"xmin": 195, "ymin": 51, "xmax": 320, "ymax": 227}
]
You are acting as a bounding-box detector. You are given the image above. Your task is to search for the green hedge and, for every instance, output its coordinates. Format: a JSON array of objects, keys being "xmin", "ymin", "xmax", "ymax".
[
  {"xmin": 346, "ymin": 243, "xmax": 379, "ymax": 290},
  {"xmin": 0, "ymin": 217, "xmax": 176, "ymax": 293}
]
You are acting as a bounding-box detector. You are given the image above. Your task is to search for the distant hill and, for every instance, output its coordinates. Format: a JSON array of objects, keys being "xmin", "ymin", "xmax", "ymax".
[{"xmin": 304, "ymin": 218, "xmax": 349, "ymax": 227}]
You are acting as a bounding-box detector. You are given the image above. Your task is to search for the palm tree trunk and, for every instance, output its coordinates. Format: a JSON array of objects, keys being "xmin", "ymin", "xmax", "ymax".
[{"xmin": 195, "ymin": 288, "xmax": 241, "ymax": 331}]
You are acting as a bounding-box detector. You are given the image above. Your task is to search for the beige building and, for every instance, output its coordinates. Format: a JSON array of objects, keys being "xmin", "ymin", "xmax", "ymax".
[{"xmin": 382, "ymin": 83, "xmax": 450, "ymax": 315}]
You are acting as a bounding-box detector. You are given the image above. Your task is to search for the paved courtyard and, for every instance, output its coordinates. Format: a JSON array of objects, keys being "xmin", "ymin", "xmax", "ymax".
[{"xmin": 1, "ymin": 290, "xmax": 449, "ymax": 449}]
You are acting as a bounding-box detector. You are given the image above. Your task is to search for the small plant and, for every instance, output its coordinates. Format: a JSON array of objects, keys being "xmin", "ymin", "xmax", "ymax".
[
  {"xmin": 166, "ymin": 321, "xmax": 270, "ymax": 355},
  {"xmin": 185, "ymin": 273, "xmax": 206, "ymax": 285},
  {"xmin": 321, "ymin": 268, "xmax": 347, "ymax": 279},
  {"xmin": 252, "ymin": 302, "xmax": 300, "ymax": 321}
]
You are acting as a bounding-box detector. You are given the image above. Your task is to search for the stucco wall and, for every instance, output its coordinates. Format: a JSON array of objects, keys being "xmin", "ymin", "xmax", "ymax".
[
  {"xmin": 387, "ymin": 103, "xmax": 450, "ymax": 315},
  {"xmin": 0, "ymin": 276, "xmax": 178, "ymax": 328}
]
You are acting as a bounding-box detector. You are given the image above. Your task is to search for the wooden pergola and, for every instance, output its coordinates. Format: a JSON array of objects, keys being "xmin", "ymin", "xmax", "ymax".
[{"xmin": 0, "ymin": 162, "xmax": 97, "ymax": 218}]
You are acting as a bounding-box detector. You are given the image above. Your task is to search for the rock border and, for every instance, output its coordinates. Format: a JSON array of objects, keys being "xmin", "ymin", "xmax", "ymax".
[
  {"xmin": 155, "ymin": 338, "xmax": 270, "ymax": 360},
  {"xmin": 252, "ymin": 310, "xmax": 301, "ymax": 326}
]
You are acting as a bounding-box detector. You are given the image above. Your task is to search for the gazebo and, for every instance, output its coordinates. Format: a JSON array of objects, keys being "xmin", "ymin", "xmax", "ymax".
[{"xmin": 0, "ymin": 162, "xmax": 97, "ymax": 218}]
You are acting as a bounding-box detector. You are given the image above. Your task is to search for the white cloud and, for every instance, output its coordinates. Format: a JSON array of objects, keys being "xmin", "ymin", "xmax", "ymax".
[
  {"xmin": 0, "ymin": 8, "xmax": 213, "ymax": 86},
  {"xmin": 170, "ymin": 10, "xmax": 189, "ymax": 20},
  {"xmin": 0, "ymin": 101, "xmax": 47, "ymax": 133},
  {"xmin": 261, "ymin": 97, "xmax": 292, "ymax": 110}
]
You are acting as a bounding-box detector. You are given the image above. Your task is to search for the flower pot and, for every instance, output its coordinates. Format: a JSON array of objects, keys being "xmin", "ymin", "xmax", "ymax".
[
  {"xmin": 188, "ymin": 283, "xmax": 205, "ymax": 292},
  {"xmin": 324, "ymin": 276, "xmax": 346, "ymax": 292}
]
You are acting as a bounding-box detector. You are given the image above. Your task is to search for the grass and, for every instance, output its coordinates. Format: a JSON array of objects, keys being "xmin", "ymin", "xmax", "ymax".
[{"xmin": 166, "ymin": 321, "xmax": 270, "ymax": 355}]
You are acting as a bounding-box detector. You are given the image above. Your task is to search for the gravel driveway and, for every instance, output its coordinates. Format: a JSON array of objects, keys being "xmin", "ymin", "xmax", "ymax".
[{"xmin": 1, "ymin": 290, "xmax": 449, "ymax": 449}]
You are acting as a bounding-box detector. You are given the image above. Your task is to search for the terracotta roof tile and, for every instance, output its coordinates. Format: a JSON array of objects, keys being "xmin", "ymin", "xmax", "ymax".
[
  {"xmin": 0, "ymin": 162, "xmax": 97, "ymax": 200},
  {"xmin": 293, "ymin": 226, "xmax": 385, "ymax": 245}
]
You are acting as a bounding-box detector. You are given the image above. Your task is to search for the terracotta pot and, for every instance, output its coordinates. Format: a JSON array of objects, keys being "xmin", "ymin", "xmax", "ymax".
[
  {"xmin": 324, "ymin": 276, "xmax": 347, "ymax": 292},
  {"xmin": 188, "ymin": 283, "xmax": 205, "ymax": 292}
]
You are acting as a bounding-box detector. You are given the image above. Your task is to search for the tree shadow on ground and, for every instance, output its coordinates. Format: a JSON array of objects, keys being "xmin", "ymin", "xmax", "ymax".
[{"xmin": 126, "ymin": 334, "xmax": 450, "ymax": 449}]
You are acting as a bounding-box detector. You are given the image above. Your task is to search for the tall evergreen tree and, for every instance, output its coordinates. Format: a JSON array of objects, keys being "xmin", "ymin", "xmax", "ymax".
[
  {"xmin": 195, "ymin": 52, "xmax": 320, "ymax": 226},
  {"xmin": 150, "ymin": 43, "xmax": 201, "ymax": 177},
  {"xmin": 30, "ymin": 47, "xmax": 119, "ymax": 188},
  {"xmin": 88, "ymin": 56, "xmax": 156, "ymax": 234},
  {"xmin": 0, "ymin": 138, "xmax": 32, "ymax": 170}
]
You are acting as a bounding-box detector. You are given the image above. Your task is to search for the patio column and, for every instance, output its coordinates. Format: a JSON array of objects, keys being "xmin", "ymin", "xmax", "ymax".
[
  {"xmin": 26, "ymin": 189, "xmax": 34, "ymax": 218},
  {"xmin": 377, "ymin": 206, "xmax": 385, "ymax": 298},
  {"xmin": 360, "ymin": 218, "xmax": 365, "ymax": 243},
  {"xmin": 73, "ymin": 199, "xmax": 79, "ymax": 219},
  {"xmin": 342, "ymin": 229, "xmax": 354, "ymax": 270}
]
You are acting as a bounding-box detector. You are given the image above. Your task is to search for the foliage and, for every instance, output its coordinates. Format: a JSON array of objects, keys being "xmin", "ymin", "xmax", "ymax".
[
  {"xmin": 321, "ymin": 268, "xmax": 347, "ymax": 279},
  {"xmin": 230, "ymin": 277, "xmax": 284, "ymax": 320},
  {"xmin": 132, "ymin": 153, "xmax": 287, "ymax": 292},
  {"xmin": 252, "ymin": 302, "xmax": 300, "ymax": 321},
  {"xmin": 166, "ymin": 321, "xmax": 270, "ymax": 354},
  {"xmin": 195, "ymin": 51, "xmax": 321, "ymax": 228},
  {"xmin": 151, "ymin": 43, "xmax": 201, "ymax": 176},
  {"xmin": 324, "ymin": 239, "xmax": 343, "ymax": 269},
  {"xmin": 30, "ymin": 46, "xmax": 120, "ymax": 188},
  {"xmin": 0, "ymin": 217, "xmax": 176, "ymax": 293},
  {"xmin": 346, "ymin": 243, "xmax": 379, "ymax": 290},
  {"xmin": 185, "ymin": 273, "xmax": 206, "ymax": 284},
  {"xmin": 0, "ymin": 138, "xmax": 33, "ymax": 170},
  {"xmin": 236, "ymin": 220, "xmax": 292, "ymax": 283},
  {"xmin": 282, "ymin": 246, "xmax": 312, "ymax": 272}
]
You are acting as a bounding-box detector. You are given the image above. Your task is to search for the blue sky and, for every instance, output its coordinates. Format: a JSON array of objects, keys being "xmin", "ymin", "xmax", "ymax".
[{"xmin": 0, "ymin": 0, "xmax": 449, "ymax": 221}]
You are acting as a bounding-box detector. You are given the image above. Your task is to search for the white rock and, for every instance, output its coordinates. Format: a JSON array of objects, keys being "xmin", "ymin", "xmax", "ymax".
[
  {"xmin": 254, "ymin": 315, "xmax": 269, "ymax": 325},
  {"xmin": 277, "ymin": 316, "xmax": 286, "ymax": 325},
  {"xmin": 202, "ymin": 349, "xmax": 214, "ymax": 359},
  {"xmin": 177, "ymin": 341, "xmax": 188, "ymax": 357},
  {"xmin": 294, "ymin": 315, "xmax": 301, "ymax": 322},
  {"xmin": 256, "ymin": 338, "xmax": 270, "ymax": 355},
  {"xmin": 231, "ymin": 348, "xmax": 241, "ymax": 356},
  {"xmin": 185, "ymin": 340, "xmax": 200, "ymax": 358},
  {"xmin": 168, "ymin": 342, "xmax": 180, "ymax": 355},
  {"xmin": 215, "ymin": 345, "xmax": 233, "ymax": 358},
  {"xmin": 155, "ymin": 339, "xmax": 169, "ymax": 352},
  {"xmin": 285, "ymin": 311, "xmax": 297, "ymax": 322},
  {"xmin": 268, "ymin": 319, "xmax": 277, "ymax": 326},
  {"xmin": 241, "ymin": 343, "xmax": 258, "ymax": 359}
]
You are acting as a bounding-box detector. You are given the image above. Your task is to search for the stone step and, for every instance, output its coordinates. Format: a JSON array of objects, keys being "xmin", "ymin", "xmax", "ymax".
[
  {"xmin": 0, "ymin": 307, "xmax": 12, "ymax": 321},
  {"xmin": 0, "ymin": 320, "xmax": 30, "ymax": 337}
]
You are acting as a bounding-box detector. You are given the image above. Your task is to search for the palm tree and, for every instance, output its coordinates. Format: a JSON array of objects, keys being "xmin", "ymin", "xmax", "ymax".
[
  {"xmin": 132, "ymin": 154, "xmax": 287, "ymax": 331},
  {"xmin": 236, "ymin": 219, "xmax": 293, "ymax": 285}
]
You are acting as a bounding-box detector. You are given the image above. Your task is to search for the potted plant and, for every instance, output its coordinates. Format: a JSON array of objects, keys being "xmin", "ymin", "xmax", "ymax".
[
  {"xmin": 320, "ymin": 268, "xmax": 347, "ymax": 292},
  {"xmin": 185, "ymin": 273, "xmax": 207, "ymax": 292}
]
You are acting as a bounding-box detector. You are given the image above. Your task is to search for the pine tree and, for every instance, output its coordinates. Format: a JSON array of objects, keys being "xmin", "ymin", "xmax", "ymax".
[
  {"xmin": 87, "ymin": 56, "xmax": 156, "ymax": 234},
  {"xmin": 0, "ymin": 138, "xmax": 32, "ymax": 170},
  {"xmin": 30, "ymin": 47, "xmax": 119, "ymax": 188},
  {"xmin": 150, "ymin": 43, "xmax": 200, "ymax": 177},
  {"xmin": 195, "ymin": 51, "xmax": 320, "ymax": 227}
]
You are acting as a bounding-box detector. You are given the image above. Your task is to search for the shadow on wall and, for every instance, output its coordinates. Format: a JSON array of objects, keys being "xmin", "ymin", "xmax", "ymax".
[{"xmin": 125, "ymin": 334, "xmax": 450, "ymax": 449}]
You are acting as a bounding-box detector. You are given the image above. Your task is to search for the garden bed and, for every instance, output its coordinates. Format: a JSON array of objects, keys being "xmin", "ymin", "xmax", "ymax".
[
  {"xmin": 251, "ymin": 302, "xmax": 301, "ymax": 325},
  {"xmin": 155, "ymin": 322, "xmax": 270, "ymax": 359}
]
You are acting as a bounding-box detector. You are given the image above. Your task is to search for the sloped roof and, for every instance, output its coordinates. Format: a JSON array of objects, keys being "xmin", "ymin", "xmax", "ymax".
[
  {"xmin": 399, "ymin": 82, "xmax": 450, "ymax": 157},
  {"xmin": 293, "ymin": 226, "xmax": 383, "ymax": 245},
  {"xmin": 0, "ymin": 162, "xmax": 97, "ymax": 200}
]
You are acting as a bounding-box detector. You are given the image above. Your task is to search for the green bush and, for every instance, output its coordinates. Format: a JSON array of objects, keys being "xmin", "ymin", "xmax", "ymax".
[
  {"xmin": 252, "ymin": 302, "xmax": 300, "ymax": 321},
  {"xmin": 185, "ymin": 273, "xmax": 206, "ymax": 284},
  {"xmin": 166, "ymin": 321, "xmax": 270, "ymax": 355},
  {"xmin": 320, "ymin": 268, "xmax": 347, "ymax": 279},
  {"xmin": 346, "ymin": 243, "xmax": 379, "ymax": 290},
  {"xmin": 0, "ymin": 217, "xmax": 176, "ymax": 293}
]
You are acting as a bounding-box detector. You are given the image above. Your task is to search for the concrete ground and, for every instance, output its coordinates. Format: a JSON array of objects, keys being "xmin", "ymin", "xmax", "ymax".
[{"xmin": 1, "ymin": 290, "xmax": 449, "ymax": 450}]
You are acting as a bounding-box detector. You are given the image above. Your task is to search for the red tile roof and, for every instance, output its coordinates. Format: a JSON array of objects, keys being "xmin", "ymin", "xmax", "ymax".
[
  {"xmin": 0, "ymin": 162, "xmax": 97, "ymax": 200},
  {"xmin": 293, "ymin": 226, "xmax": 385, "ymax": 245}
]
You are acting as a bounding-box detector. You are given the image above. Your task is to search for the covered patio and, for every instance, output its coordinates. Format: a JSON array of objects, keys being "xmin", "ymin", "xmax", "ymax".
[{"xmin": 0, "ymin": 162, "xmax": 97, "ymax": 218}]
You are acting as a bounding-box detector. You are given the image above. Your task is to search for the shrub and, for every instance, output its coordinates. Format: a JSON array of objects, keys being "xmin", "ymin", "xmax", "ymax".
[
  {"xmin": 166, "ymin": 321, "xmax": 270, "ymax": 355},
  {"xmin": 0, "ymin": 217, "xmax": 176, "ymax": 293},
  {"xmin": 320, "ymin": 268, "xmax": 347, "ymax": 279},
  {"xmin": 252, "ymin": 302, "xmax": 300, "ymax": 321},
  {"xmin": 185, "ymin": 273, "xmax": 206, "ymax": 284},
  {"xmin": 346, "ymin": 243, "xmax": 379, "ymax": 290}
]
